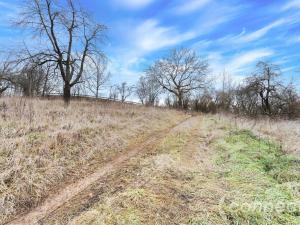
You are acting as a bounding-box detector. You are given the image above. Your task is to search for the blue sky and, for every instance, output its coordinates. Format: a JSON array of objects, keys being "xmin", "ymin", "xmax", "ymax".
[{"xmin": 1, "ymin": 0, "xmax": 300, "ymax": 88}]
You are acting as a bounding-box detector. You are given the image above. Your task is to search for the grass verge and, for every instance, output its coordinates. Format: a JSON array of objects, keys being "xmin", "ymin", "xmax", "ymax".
[{"xmin": 216, "ymin": 130, "xmax": 300, "ymax": 225}]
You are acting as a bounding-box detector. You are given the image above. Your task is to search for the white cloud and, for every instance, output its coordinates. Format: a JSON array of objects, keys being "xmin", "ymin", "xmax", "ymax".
[
  {"xmin": 227, "ymin": 49, "xmax": 274, "ymax": 73},
  {"xmin": 134, "ymin": 19, "xmax": 196, "ymax": 52},
  {"xmin": 106, "ymin": 19, "xmax": 197, "ymax": 85},
  {"xmin": 282, "ymin": 0, "xmax": 300, "ymax": 11},
  {"xmin": 173, "ymin": 0, "xmax": 212, "ymax": 14},
  {"xmin": 112, "ymin": 0, "xmax": 155, "ymax": 9},
  {"xmin": 237, "ymin": 19, "xmax": 286, "ymax": 43},
  {"xmin": 213, "ymin": 16, "xmax": 300, "ymax": 46}
]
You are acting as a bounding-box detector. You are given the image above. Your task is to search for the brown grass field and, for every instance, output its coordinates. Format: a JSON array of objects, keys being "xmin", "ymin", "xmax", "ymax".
[
  {"xmin": 0, "ymin": 97, "xmax": 187, "ymax": 224},
  {"xmin": 1, "ymin": 97, "xmax": 300, "ymax": 225}
]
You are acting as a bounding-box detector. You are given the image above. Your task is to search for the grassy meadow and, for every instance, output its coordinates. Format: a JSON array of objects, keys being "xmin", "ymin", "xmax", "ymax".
[{"xmin": 0, "ymin": 97, "xmax": 299, "ymax": 225}]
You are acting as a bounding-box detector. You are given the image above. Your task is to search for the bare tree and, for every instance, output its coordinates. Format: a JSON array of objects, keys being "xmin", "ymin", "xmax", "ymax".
[
  {"xmin": 109, "ymin": 85, "xmax": 118, "ymax": 101},
  {"xmin": 233, "ymin": 61, "xmax": 300, "ymax": 118},
  {"xmin": 191, "ymin": 89, "xmax": 217, "ymax": 113},
  {"xmin": 41, "ymin": 63, "xmax": 58, "ymax": 96},
  {"xmin": 135, "ymin": 75, "xmax": 161, "ymax": 105},
  {"xmin": 17, "ymin": 0, "xmax": 106, "ymax": 104},
  {"xmin": 147, "ymin": 48, "xmax": 209, "ymax": 108},
  {"xmin": 251, "ymin": 61, "xmax": 281, "ymax": 115},
  {"xmin": 0, "ymin": 60, "xmax": 12, "ymax": 96},
  {"xmin": 117, "ymin": 82, "xmax": 134, "ymax": 102},
  {"xmin": 136, "ymin": 76, "xmax": 147, "ymax": 104},
  {"xmin": 85, "ymin": 57, "xmax": 110, "ymax": 98},
  {"xmin": 215, "ymin": 70, "xmax": 235, "ymax": 112}
]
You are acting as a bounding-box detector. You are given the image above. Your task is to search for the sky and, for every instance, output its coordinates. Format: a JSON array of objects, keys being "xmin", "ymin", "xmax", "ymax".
[{"xmin": 0, "ymin": 0, "xmax": 300, "ymax": 90}]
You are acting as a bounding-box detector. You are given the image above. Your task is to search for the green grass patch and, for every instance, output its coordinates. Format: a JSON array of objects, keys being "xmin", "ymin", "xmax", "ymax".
[{"xmin": 216, "ymin": 130, "xmax": 300, "ymax": 225}]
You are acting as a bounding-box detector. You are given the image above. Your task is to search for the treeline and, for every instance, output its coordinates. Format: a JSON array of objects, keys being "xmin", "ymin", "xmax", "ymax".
[
  {"xmin": 0, "ymin": 0, "xmax": 299, "ymax": 119},
  {"xmin": 135, "ymin": 49, "xmax": 300, "ymax": 119}
]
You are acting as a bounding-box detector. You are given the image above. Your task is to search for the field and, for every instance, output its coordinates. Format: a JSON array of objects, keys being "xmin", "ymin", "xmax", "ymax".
[{"xmin": 1, "ymin": 98, "xmax": 300, "ymax": 225}]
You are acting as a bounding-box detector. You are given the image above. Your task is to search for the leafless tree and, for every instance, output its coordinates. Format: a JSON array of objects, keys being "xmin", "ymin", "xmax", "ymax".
[
  {"xmin": 274, "ymin": 83, "xmax": 300, "ymax": 119},
  {"xmin": 0, "ymin": 60, "xmax": 12, "ymax": 96},
  {"xmin": 234, "ymin": 82, "xmax": 260, "ymax": 117},
  {"xmin": 117, "ymin": 82, "xmax": 134, "ymax": 102},
  {"xmin": 215, "ymin": 71, "xmax": 235, "ymax": 112},
  {"xmin": 147, "ymin": 48, "xmax": 209, "ymax": 108},
  {"xmin": 17, "ymin": 0, "xmax": 106, "ymax": 104},
  {"xmin": 10, "ymin": 62, "xmax": 57, "ymax": 97},
  {"xmin": 191, "ymin": 89, "xmax": 217, "ymax": 113},
  {"xmin": 250, "ymin": 61, "xmax": 281, "ymax": 115},
  {"xmin": 233, "ymin": 61, "xmax": 300, "ymax": 118},
  {"xmin": 135, "ymin": 74, "xmax": 161, "ymax": 105},
  {"xmin": 85, "ymin": 57, "xmax": 110, "ymax": 98},
  {"xmin": 41, "ymin": 63, "xmax": 58, "ymax": 96},
  {"xmin": 136, "ymin": 77, "xmax": 147, "ymax": 104},
  {"xmin": 109, "ymin": 85, "xmax": 118, "ymax": 101}
]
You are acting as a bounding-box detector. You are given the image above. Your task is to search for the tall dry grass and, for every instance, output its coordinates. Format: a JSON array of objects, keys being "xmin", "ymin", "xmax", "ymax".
[{"xmin": 0, "ymin": 97, "xmax": 185, "ymax": 224}]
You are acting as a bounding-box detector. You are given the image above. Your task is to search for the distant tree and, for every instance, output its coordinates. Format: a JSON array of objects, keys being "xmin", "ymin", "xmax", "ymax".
[
  {"xmin": 17, "ymin": 0, "xmax": 106, "ymax": 104},
  {"xmin": 192, "ymin": 89, "xmax": 217, "ymax": 113},
  {"xmin": 135, "ymin": 74, "xmax": 161, "ymax": 105},
  {"xmin": 215, "ymin": 71, "xmax": 235, "ymax": 112},
  {"xmin": 250, "ymin": 61, "xmax": 281, "ymax": 115},
  {"xmin": 136, "ymin": 77, "xmax": 147, "ymax": 104},
  {"xmin": 11, "ymin": 62, "xmax": 56, "ymax": 97},
  {"xmin": 147, "ymin": 48, "xmax": 209, "ymax": 108},
  {"xmin": 274, "ymin": 83, "xmax": 300, "ymax": 119},
  {"xmin": 234, "ymin": 61, "xmax": 300, "ymax": 118},
  {"xmin": 117, "ymin": 82, "xmax": 134, "ymax": 102},
  {"xmin": 85, "ymin": 57, "xmax": 110, "ymax": 98},
  {"xmin": 109, "ymin": 85, "xmax": 119, "ymax": 101},
  {"xmin": 234, "ymin": 82, "xmax": 260, "ymax": 117}
]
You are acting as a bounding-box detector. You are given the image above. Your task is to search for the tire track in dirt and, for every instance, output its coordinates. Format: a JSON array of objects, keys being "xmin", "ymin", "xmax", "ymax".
[{"xmin": 6, "ymin": 116, "xmax": 193, "ymax": 225}]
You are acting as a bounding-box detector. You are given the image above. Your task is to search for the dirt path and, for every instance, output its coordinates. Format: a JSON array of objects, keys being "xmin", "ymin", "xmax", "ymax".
[
  {"xmin": 6, "ymin": 116, "xmax": 192, "ymax": 225},
  {"xmin": 61, "ymin": 115, "xmax": 226, "ymax": 225}
]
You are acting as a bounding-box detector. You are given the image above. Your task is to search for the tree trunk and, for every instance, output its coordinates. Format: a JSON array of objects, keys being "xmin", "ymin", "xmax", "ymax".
[
  {"xmin": 96, "ymin": 87, "xmax": 99, "ymax": 99},
  {"xmin": 63, "ymin": 83, "xmax": 71, "ymax": 105},
  {"xmin": 177, "ymin": 93, "xmax": 183, "ymax": 109},
  {"xmin": 0, "ymin": 86, "xmax": 8, "ymax": 97}
]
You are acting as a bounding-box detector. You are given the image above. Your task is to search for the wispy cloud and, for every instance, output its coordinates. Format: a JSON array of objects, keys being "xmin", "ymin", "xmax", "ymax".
[
  {"xmin": 173, "ymin": 0, "xmax": 212, "ymax": 14},
  {"xmin": 133, "ymin": 19, "xmax": 196, "ymax": 52},
  {"xmin": 107, "ymin": 18, "xmax": 197, "ymax": 83},
  {"xmin": 282, "ymin": 0, "xmax": 300, "ymax": 11},
  {"xmin": 227, "ymin": 49, "xmax": 274, "ymax": 73},
  {"xmin": 112, "ymin": 0, "xmax": 155, "ymax": 9},
  {"xmin": 212, "ymin": 15, "xmax": 300, "ymax": 47},
  {"xmin": 237, "ymin": 19, "xmax": 286, "ymax": 43}
]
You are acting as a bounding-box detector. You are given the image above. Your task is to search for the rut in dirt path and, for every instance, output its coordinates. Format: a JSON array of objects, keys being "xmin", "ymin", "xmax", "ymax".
[{"xmin": 6, "ymin": 117, "xmax": 192, "ymax": 225}]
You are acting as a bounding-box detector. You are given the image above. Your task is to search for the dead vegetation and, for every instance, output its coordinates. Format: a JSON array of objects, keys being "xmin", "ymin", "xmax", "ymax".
[
  {"xmin": 42, "ymin": 114, "xmax": 300, "ymax": 225},
  {"xmin": 0, "ymin": 97, "xmax": 186, "ymax": 224},
  {"xmin": 1, "ymin": 97, "xmax": 300, "ymax": 225},
  {"xmin": 44, "ymin": 116, "xmax": 226, "ymax": 225}
]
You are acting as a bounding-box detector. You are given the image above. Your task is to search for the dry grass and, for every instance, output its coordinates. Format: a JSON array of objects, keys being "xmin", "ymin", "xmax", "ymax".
[
  {"xmin": 0, "ymin": 97, "xmax": 186, "ymax": 224},
  {"xmin": 1, "ymin": 97, "xmax": 300, "ymax": 225},
  {"xmin": 66, "ymin": 116, "xmax": 226, "ymax": 225},
  {"xmin": 66, "ymin": 114, "xmax": 300, "ymax": 225}
]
